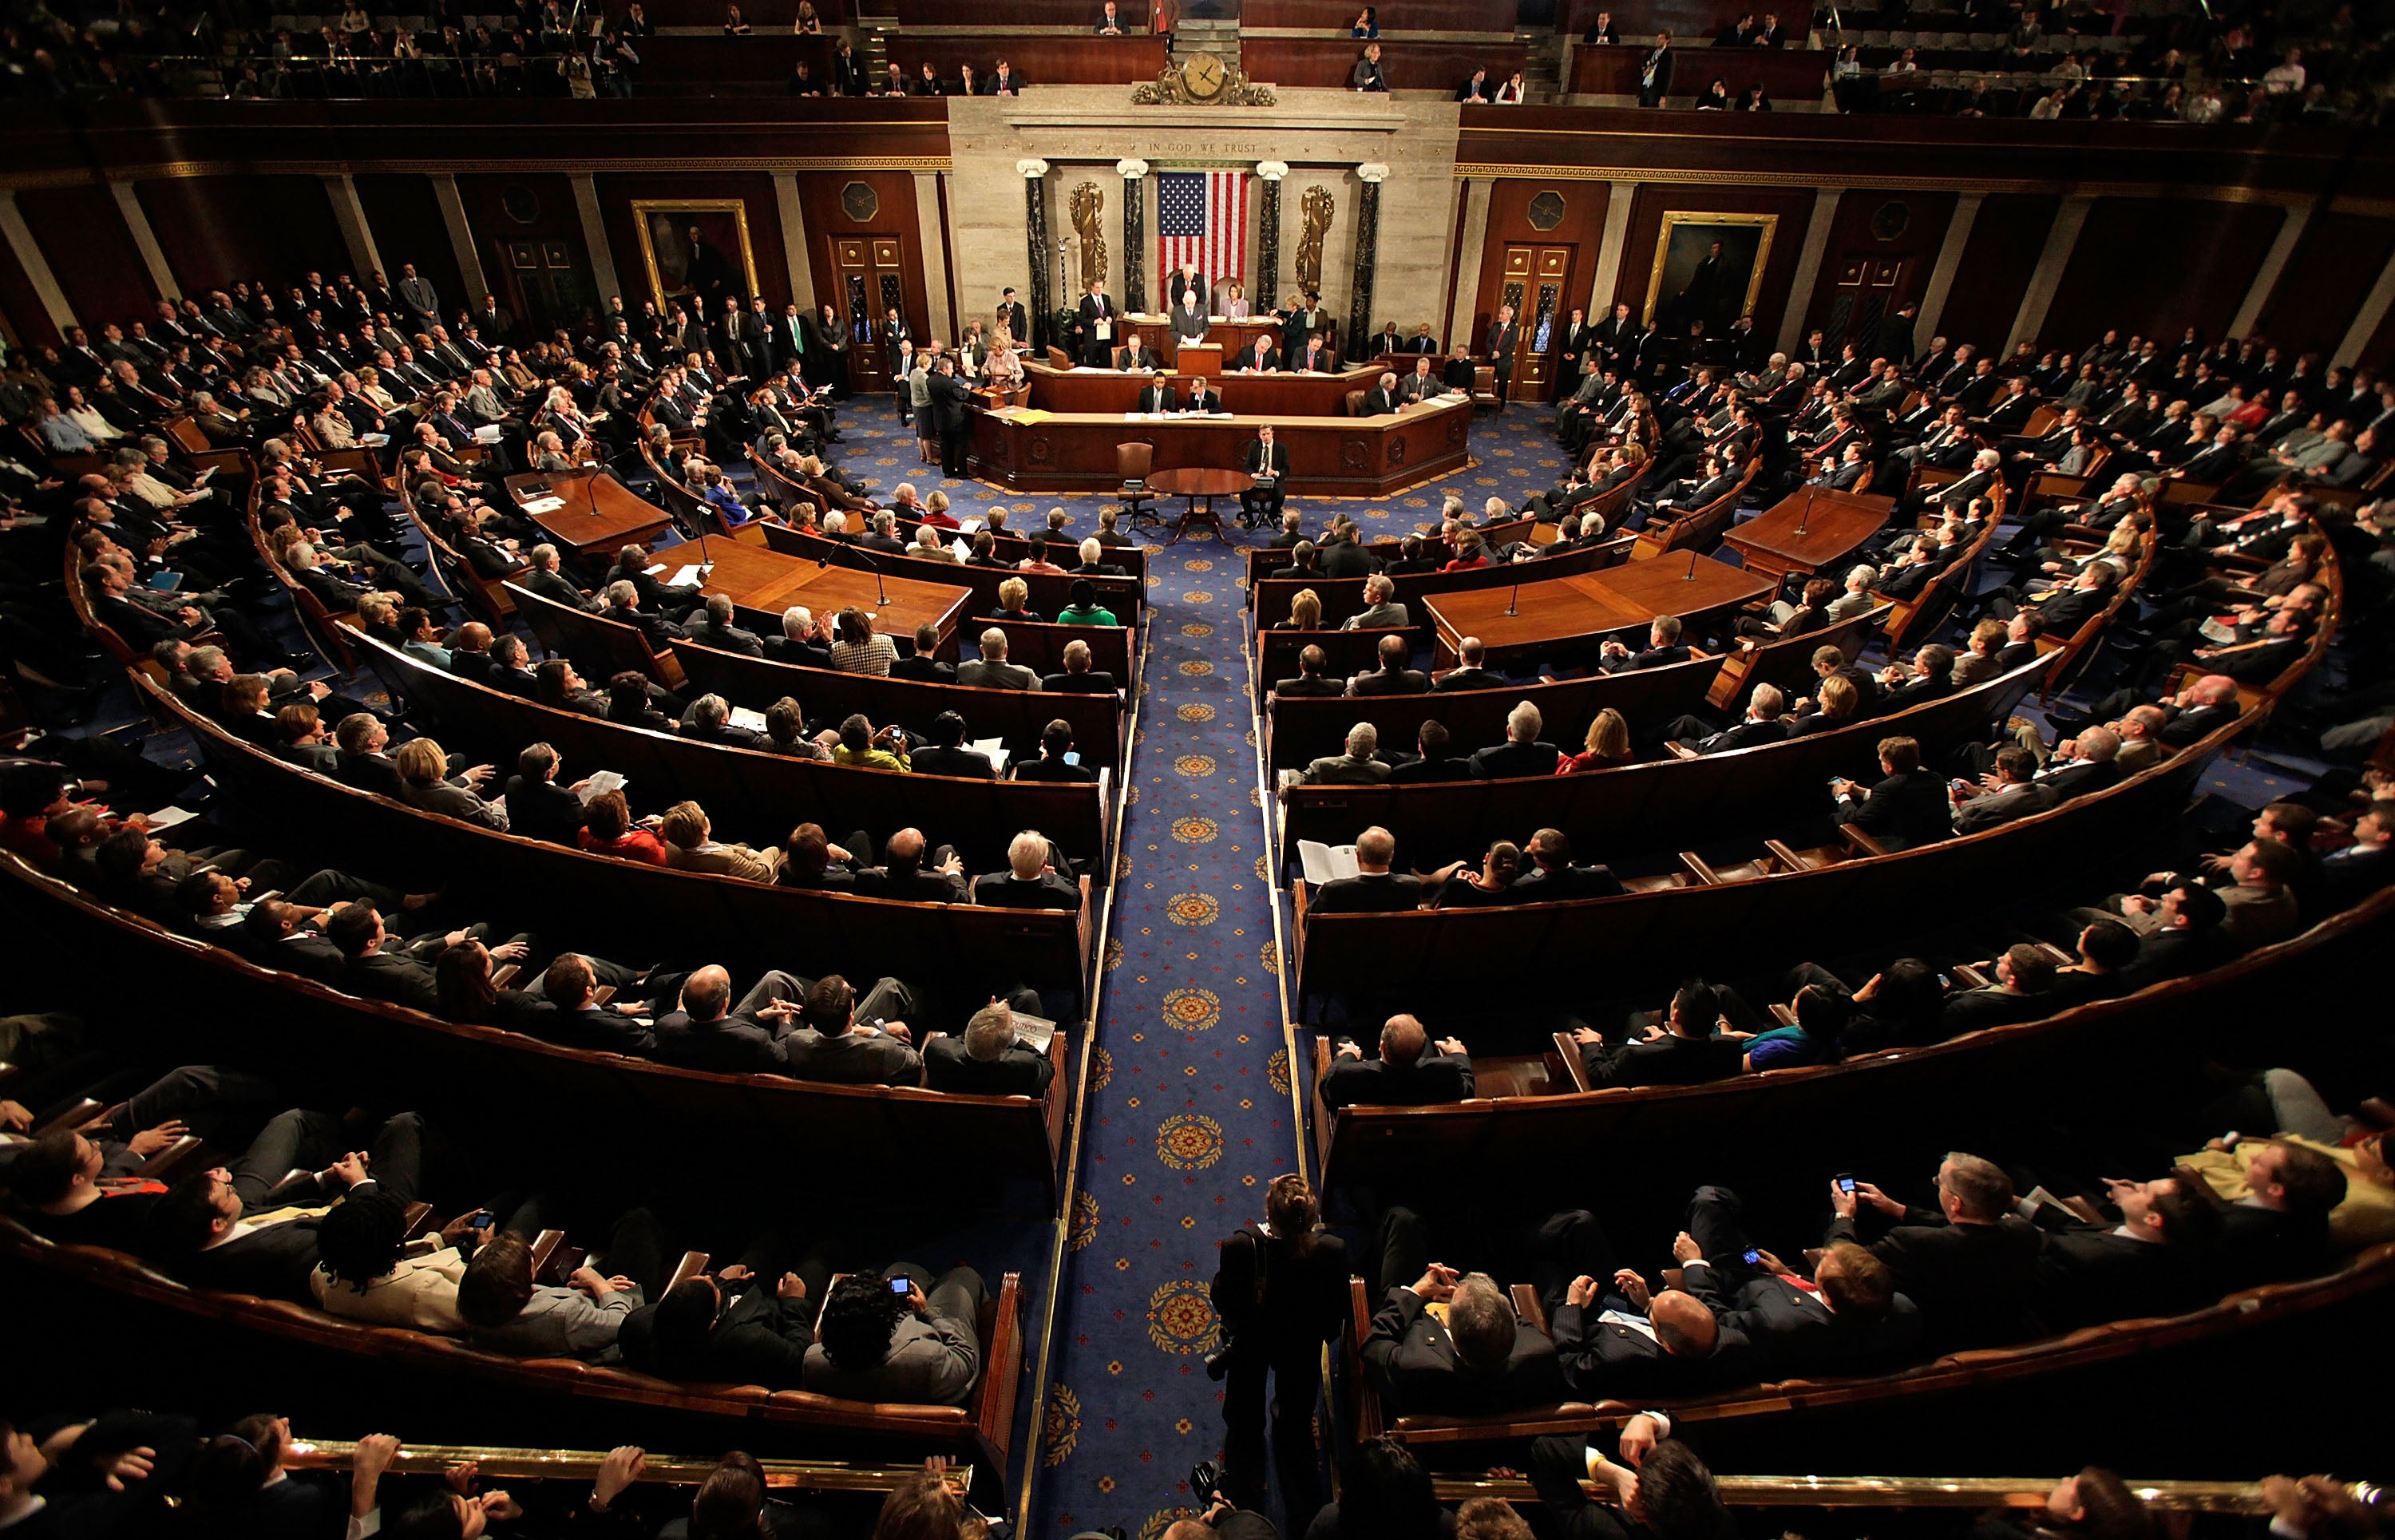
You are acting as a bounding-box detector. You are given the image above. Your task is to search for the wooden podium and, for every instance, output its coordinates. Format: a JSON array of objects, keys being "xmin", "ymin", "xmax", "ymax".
[{"xmin": 1170, "ymin": 340, "xmax": 1223, "ymax": 378}]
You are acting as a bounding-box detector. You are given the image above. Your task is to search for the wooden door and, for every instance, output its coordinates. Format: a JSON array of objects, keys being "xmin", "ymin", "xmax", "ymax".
[
  {"xmin": 1824, "ymin": 252, "xmax": 1907, "ymax": 347},
  {"xmin": 1494, "ymin": 244, "xmax": 1576, "ymax": 403},
  {"xmin": 829, "ymin": 235, "xmax": 912, "ymax": 396},
  {"xmin": 497, "ymin": 238, "xmax": 589, "ymax": 338}
]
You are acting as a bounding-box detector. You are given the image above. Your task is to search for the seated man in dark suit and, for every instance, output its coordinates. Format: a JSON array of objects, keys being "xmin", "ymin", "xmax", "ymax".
[
  {"xmin": 681, "ymin": 692, "xmax": 767, "ymax": 750},
  {"xmin": 857, "ymin": 828, "xmax": 970, "ymax": 902},
  {"xmin": 924, "ymin": 996, "xmax": 1056, "ymax": 1098},
  {"xmin": 148, "ymin": 1106, "xmax": 424, "ymax": 1303},
  {"xmin": 777, "ymin": 972, "xmax": 924, "ymax": 1086},
  {"xmin": 1598, "ymin": 614, "xmax": 1690, "ymax": 674},
  {"xmin": 766, "ymin": 605, "xmax": 835, "ymax": 667},
  {"xmin": 1538, "ymin": 1207, "xmax": 1757, "ymax": 1400},
  {"xmin": 1346, "ymin": 633, "xmax": 1429, "ymax": 696},
  {"xmin": 1823, "ymin": 1151, "xmax": 2041, "ymax": 1352},
  {"xmin": 446, "ymin": 621, "xmax": 499, "ymax": 684},
  {"xmin": 2031, "ymin": 1172, "xmax": 2222, "ymax": 1331},
  {"xmin": 1469, "ymin": 699, "xmax": 1562, "ymax": 778},
  {"xmin": 1308, "ymin": 825, "xmax": 1423, "ymax": 914},
  {"xmin": 972, "ymin": 829, "xmax": 1082, "ymax": 910},
  {"xmin": 1830, "ymin": 735, "xmax": 1953, "ymax": 851},
  {"xmin": 1664, "ymin": 683, "xmax": 1789, "ymax": 757},
  {"xmin": 1506, "ymin": 827, "xmax": 1625, "ymax": 902},
  {"xmin": 504, "ymin": 741, "xmax": 590, "ymax": 847},
  {"xmin": 1433, "ymin": 635, "xmax": 1502, "ymax": 692},
  {"xmin": 1271, "ymin": 644, "xmax": 1348, "ymax": 697},
  {"xmin": 686, "ymin": 593, "xmax": 764, "ymax": 657},
  {"xmin": 2192, "ymin": 1134, "xmax": 2344, "ymax": 1290},
  {"xmin": 891, "ymin": 623, "xmax": 956, "ymax": 683},
  {"xmin": 909, "ymin": 711, "xmax": 997, "ymax": 778},
  {"xmin": 1013, "ymin": 719, "xmax": 1098, "ymax": 782},
  {"xmin": 1390, "ymin": 719, "xmax": 1474, "ymax": 782},
  {"xmin": 1936, "ymin": 942, "xmax": 2057, "ymax": 1036},
  {"xmin": 1320, "ymin": 1013, "xmax": 1473, "ymax": 1110},
  {"xmin": 600, "ymin": 579, "xmax": 687, "ymax": 648},
  {"xmin": 1042, "ymin": 638, "xmax": 1118, "ymax": 695},
  {"xmin": 1571, "ymin": 980, "xmax": 1742, "ymax": 1088},
  {"xmin": 1874, "ymin": 643, "xmax": 1958, "ymax": 711},
  {"xmin": 1361, "ymin": 1205, "xmax": 1559, "ymax": 1414},
  {"xmin": 1950, "ymin": 746, "xmax": 2057, "ymax": 834},
  {"xmin": 1304, "ymin": 722, "xmax": 1393, "ymax": 786},
  {"xmin": 619, "ymin": 1251, "xmax": 826, "ymax": 1391},
  {"xmin": 1678, "ymin": 1190, "xmax": 1923, "ymax": 1376},
  {"xmin": 651, "ymin": 964, "xmax": 808, "ymax": 1074}
]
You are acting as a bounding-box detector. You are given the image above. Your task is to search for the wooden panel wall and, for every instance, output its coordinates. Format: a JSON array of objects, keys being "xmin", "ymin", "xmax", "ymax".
[
  {"xmin": 792, "ymin": 168, "xmax": 932, "ymax": 342},
  {"xmin": 2261, "ymin": 212, "xmax": 2395, "ymax": 359},
  {"xmin": 137, "ymin": 175, "xmax": 348, "ymax": 297},
  {"xmin": 1612, "ymin": 182, "xmax": 1819, "ymax": 342},
  {"xmin": 1796, "ymin": 188, "xmax": 1956, "ymax": 344},
  {"xmin": 1467, "ymin": 177, "xmax": 1614, "ymax": 337},
  {"xmin": 1931, "ymin": 192, "xmax": 2055, "ymax": 353},
  {"xmin": 18, "ymin": 184, "xmax": 156, "ymax": 330},
  {"xmin": 353, "ymin": 173, "xmax": 468, "ymax": 311},
  {"xmin": 2038, "ymin": 196, "xmax": 2283, "ymax": 350}
]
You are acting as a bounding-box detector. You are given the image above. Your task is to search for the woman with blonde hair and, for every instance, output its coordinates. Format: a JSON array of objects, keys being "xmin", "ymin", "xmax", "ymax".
[
  {"xmin": 393, "ymin": 737, "xmax": 509, "ymax": 829},
  {"xmin": 1210, "ymin": 1171, "xmax": 1347, "ymax": 1521},
  {"xmin": 1281, "ymin": 588, "xmax": 1323, "ymax": 630},
  {"xmin": 1557, "ymin": 707, "xmax": 1633, "ymax": 773}
]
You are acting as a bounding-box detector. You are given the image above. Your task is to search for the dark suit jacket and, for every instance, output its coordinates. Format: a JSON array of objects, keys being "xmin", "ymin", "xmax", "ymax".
[
  {"xmin": 1684, "ymin": 1265, "xmax": 1924, "ymax": 1376},
  {"xmin": 972, "ymin": 872, "xmax": 1082, "ymax": 911},
  {"xmin": 1390, "ymin": 756, "xmax": 1475, "ymax": 783},
  {"xmin": 651, "ymin": 1011, "xmax": 789, "ymax": 1074},
  {"xmin": 1824, "ymin": 1210, "xmax": 2041, "ymax": 1350},
  {"xmin": 1508, "ymin": 863, "xmax": 1626, "ymax": 902},
  {"xmin": 1952, "ymin": 782, "xmax": 2058, "ymax": 834},
  {"xmin": 1319, "ymin": 1046, "xmax": 1473, "ymax": 1110},
  {"xmin": 1550, "ymin": 1296, "xmax": 1756, "ymax": 1400},
  {"xmin": 1839, "ymin": 769, "xmax": 1954, "ymax": 850},
  {"xmin": 1434, "ymin": 667, "xmax": 1502, "ymax": 692},
  {"xmin": 778, "ymin": 1026, "xmax": 920, "ymax": 1086},
  {"xmin": 924, "ymin": 1035, "xmax": 1055, "ymax": 1096},
  {"xmin": 857, "ymin": 865, "xmax": 970, "ymax": 903},
  {"xmin": 1583, "ymin": 1031, "xmax": 1740, "ymax": 1089},
  {"xmin": 1600, "ymin": 644, "xmax": 1691, "ymax": 675},
  {"xmin": 621, "ymin": 1277, "xmax": 817, "ymax": 1389},
  {"xmin": 1469, "ymin": 739, "xmax": 1562, "ymax": 778},
  {"xmin": 1362, "ymin": 1285, "xmax": 1561, "ymax": 1414},
  {"xmin": 1273, "ymin": 675, "xmax": 1348, "ymax": 697},
  {"xmin": 1309, "ymin": 872, "xmax": 1424, "ymax": 915},
  {"xmin": 892, "ymin": 655, "xmax": 957, "ymax": 683},
  {"xmin": 2033, "ymin": 1224, "xmax": 2205, "ymax": 1331},
  {"xmin": 1348, "ymin": 667, "xmax": 1430, "ymax": 696},
  {"xmin": 505, "ymin": 774, "xmax": 588, "ymax": 846},
  {"xmin": 911, "ymin": 744, "xmax": 996, "ymax": 778}
]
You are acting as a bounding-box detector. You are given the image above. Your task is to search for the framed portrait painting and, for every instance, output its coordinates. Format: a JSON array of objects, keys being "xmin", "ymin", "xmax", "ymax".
[
  {"xmin": 631, "ymin": 199, "xmax": 762, "ymax": 319},
  {"xmin": 1642, "ymin": 212, "xmax": 1777, "ymax": 335}
]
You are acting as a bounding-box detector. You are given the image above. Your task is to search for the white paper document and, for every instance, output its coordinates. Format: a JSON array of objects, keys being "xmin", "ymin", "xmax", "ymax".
[
  {"xmin": 1296, "ymin": 840, "xmax": 1360, "ymax": 886},
  {"xmin": 729, "ymin": 707, "xmax": 770, "ymax": 733},
  {"xmin": 972, "ymin": 736, "xmax": 1012, "ymax": 775},
  {"xmin": 1011, "ymin": 1011, "xmax": 1059, "ymax": 1055},
  {"xmin": 576, "ymin": 770, "xmax": 627, "ymax": 804},
  {"xmin": 668, "ymin": 564, "xmax": 705, "ymax": 588},
  {"xmin": 520, "ymin": 495, "xmax": 567, "ymax": 514}
]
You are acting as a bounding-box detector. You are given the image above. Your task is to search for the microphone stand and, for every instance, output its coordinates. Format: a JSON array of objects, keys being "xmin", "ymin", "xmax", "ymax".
[
  {"xmin": 820, "ymin": 542, "xmax": 891, "ymax": 607},
  {"xmin": 1682, "ymin": 547, "xmax": 1700, "ymax": 582},
  {"xmin": 1503, "ymin": 574, "xmax": 1522, "ymax": 617}
]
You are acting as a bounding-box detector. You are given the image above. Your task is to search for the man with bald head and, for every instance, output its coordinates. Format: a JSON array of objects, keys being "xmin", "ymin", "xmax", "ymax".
[
  {"xmin": 445, "ymin": 621, "xmax": 497, "ymax": 684},
  {"xmin": 1307, "ymin": 825, "xmax": 1423, "ymax": 914},
  {"xmin": 650, "ymin": 963, "xmax": 810, "ymax": 1074},
  {"xmin": 1319, "ymin": 1012, "xmax": 1473, "ymax": 1110},
  {"xmin": 858, "ymin": 827, "xmax": 968, "ymax": 903}
]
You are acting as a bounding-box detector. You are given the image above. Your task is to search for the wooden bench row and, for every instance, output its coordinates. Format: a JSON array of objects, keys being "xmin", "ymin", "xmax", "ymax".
[
  {"xmin": 1250, "ymin": 535, "xmax": 1636, "ymax": 631},
  {"xmin": 0, "ymin": 849, "xmax": 1073, "ymax": 1195},
  {"xmin": 141, "ymin": 678, "xmax": 1099, "ymax": 1006},
  {"xmin": 759, "ymin": 523, "xmax": 1145, "ymax": 624},
  {"xmin": 1277, "ymin": 654, "xmax": 2048, "ymax": 868}
]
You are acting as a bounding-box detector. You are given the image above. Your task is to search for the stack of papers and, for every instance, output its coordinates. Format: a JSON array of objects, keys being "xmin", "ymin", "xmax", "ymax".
[
  {"xmin": 973, "ymin": 736, "xmax": 1012, "ymax": 775},
  {"xmin": 728, "ymin": 707, "xmax": 770, "ymax": 734},
  {"xmin": 1011, "ymin": 1011, "xmax": 1059, "ymax": 1055},
  {"xmin": 520, "ymin": 495, "xmax": 567, "ymax": 515},
  {"xmin": 472, "ymin": 424, "xmax": 505, "ymax": 443},
  {"xmin": 1296, "ymin": 839, "xmax": 1361, "ymax": 885},
  {"xmin": 576, "ymin": 770, "xmax": 627, "ymax": 804},
  {"xmin": 667, "ymin": 564, "xmax": 707, "ymax": 588},
  {"xmin": 144, "ymin": 805, "xmax": 201, "ymax": 831}
]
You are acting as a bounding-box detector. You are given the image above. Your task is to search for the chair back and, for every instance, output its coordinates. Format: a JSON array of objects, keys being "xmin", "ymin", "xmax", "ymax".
[
  {"xmin": 1117, "ymin": 441, "xmax": 1154, "ymax": 485},
  {"xmin": 1344, "ymin": 389, "xmax": 1367, "ymax": 417}
]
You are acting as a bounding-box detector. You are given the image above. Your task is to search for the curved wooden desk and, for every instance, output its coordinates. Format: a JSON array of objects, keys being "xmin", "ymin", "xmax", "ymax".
[
  {"xmin": 1719, "ymin": 487, "xmax": 1895, "ymax": 584},
  {"xmin": 1023, "ymin": 359, "xmax": 1378, "ymax": 419},
  {"xmin": 688, "ymin": 540, "xmax": 974, "ymax": 653},
  {"xmin": 971, "ymin": 396, "xmax": 1473, "ymax": 497},
  {"xmin": 506, "ymin": 469, "xmax": 675, "ymax": 558},
  {"xmin": 1423, "ymin": 554, "xmax": 1775, "ymax": 664}
]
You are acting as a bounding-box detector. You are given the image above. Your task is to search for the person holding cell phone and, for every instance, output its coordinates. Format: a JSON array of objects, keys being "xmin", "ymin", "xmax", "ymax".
[
  {"xmin": 1668, "ymin": 1183, "xmax": 1924, "ymax": 1376},
  {"xmin": 805, "ymin": 1262, "xmax": 988, "ymax": 1404}
]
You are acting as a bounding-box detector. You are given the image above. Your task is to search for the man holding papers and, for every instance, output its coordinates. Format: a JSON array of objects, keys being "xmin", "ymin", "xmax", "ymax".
[{"xmin": 1182, "ymin": 376, "xmax": 1225, "ymax": 414}]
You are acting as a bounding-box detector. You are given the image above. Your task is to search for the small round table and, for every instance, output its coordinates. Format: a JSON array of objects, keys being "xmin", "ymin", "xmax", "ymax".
[{"xmin": 1150, "ymin": 466, "xmax": 1248, "ymax": 544}]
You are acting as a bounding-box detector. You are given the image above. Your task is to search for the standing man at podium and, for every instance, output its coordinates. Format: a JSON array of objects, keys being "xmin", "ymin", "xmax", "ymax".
[
  {"xmin": 1241, "ymin": 422, "xmax": 1289, "ymax": 529},
  {"xmin": 1171, "ymin": 286, "xmax": 1211, "ymax": 350},
  {"xmin": 1078, "ymin": 277, "xmax": 1116, "ymax": 366}
]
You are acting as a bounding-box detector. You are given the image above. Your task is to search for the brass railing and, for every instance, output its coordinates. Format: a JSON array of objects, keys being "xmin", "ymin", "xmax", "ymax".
[
  {"xmin": 283, "ymin": 1438, "xmax": 969, "ymax": 1495},
  {"xmin": 1428, "ymin": 1474, "xmax": 2375, "ymax": 1514}
]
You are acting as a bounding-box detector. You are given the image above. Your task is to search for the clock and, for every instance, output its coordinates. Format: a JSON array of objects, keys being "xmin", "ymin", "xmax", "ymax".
[{"xmin": 1182, "ymin": 51, "xmax": 1229, "ymax": 99}]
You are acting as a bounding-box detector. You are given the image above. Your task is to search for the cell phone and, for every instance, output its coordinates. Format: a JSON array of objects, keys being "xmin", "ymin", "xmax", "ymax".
[
  {"xmin": 471, "ymin": 1212, "xmax": 495, "ymax": 1231},
  {"xmin": 1740, "ymin": 1247, "xmax": 1763, "ymax": 1266},
  {"xmin": 889, "ymin": 1276, "xmax": 912, "ymax": 1296},
  {"xmin": 1335, "ymin": 1037, "xmax": 1360, "ymax": 1055},
  {"xmin": 1836, "ymin": 1174, "xmax": 1857, "ymax": 1194}
]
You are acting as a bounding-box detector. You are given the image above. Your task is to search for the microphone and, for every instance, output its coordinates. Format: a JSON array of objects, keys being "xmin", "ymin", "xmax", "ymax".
[
  {"xmin": 1502, "ymin": 575, "xmax": 1522, "ymax": 618},
  {"xmin": 1683, "ymin": 548, "xmax": 1699, "ymax": 582},
  {"xmin": 818, "ymin": 539, "xmax": 890, "ymax": 606}
]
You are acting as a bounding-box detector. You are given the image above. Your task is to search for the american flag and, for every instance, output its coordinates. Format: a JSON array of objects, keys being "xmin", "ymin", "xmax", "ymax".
[{"xmin": 1157, "ymin": 170, "xmax": 1249, "ymax": 299}]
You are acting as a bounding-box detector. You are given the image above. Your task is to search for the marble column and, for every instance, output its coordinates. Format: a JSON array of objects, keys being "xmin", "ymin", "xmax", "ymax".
[
  {"xmin": 2336, "ymin": 248, "xmax": 2395, "ymax": 369},
  {"xmin": 1118, "ymin": 159, "xmax": 1150, "ymax": 315},
  {"xmin": 774, "ymin": 172, "xmax": 816, "ymax": 315},
  {"xmin": 1915, "ymin": 191, "xmax": 1983, "ymax": 344},
  {"xmin": 1587, "ymin": 179, "xmax": 1638, "ymax": 318},
  {"xmin": 912, "ymin": 171, "xmax": 954, "ymax": 342},
  {"xmin": 568, "ymin": 173, "xmax": 619, "ymax": 309},
  {"xmin": 321, "ymin": 173, "xmax": 385, "ymax": 284},
  {"xmin": 2005, "ymin": 192, "xmax": 2095, "ymax": 355},
  {"xmin": 0, "ymin": 192, "xmax": 75, "ymax": 334},
  {"xmin": 1445, "ymin": 176, "xmax": 1493, "ymax": 354},
  {"xmin": 109, "ymin": 182, "xmax": 180, "ymax": 303},
  {"xmin": 1020, "ymin": 159, "xmax": 1052, "ymax": 350},
  {"xmin": 1776, "ymin": 186, "xmax": 1847, "ymax": 355},
  {"xmin": 434, "ymin": 173, "xmax": 493, "ymax": 308},
  {"xmin": 1346, "ymin": 164, "xmax": 1388, "ymax": 363},
  {"xmin": 1255, "ymin": 161, "xmax": 1288, "ymax": 311},
  {"xmin": 2229, "ymin": 201, "xmax": 2310, "ymax": 340}
]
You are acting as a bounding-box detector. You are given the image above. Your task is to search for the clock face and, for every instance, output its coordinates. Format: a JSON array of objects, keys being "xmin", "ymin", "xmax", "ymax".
[{"xmin": 1183, "ymin": 51, "xmax": 1228, "ymax": 97}]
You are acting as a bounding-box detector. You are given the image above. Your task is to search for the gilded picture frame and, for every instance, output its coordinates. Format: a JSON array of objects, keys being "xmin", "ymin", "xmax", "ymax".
[
  {"xmin": 1642, "ymin": 212, "xmax": 1778, "ymax": 332},
  {"xmin": 630, "ymin": 198, "xmax": 763, "ymax": 316}
]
